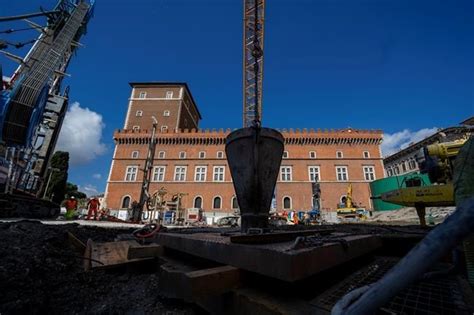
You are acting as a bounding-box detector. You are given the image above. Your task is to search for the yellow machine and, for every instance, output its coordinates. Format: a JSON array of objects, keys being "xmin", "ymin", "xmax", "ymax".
[
  {"xmin": 380, "ymin": 139, "xmax": 467, "ymax": 225},
  {"xmin": 337, "ymin": 184, "xmax": 367, "ymax": 219}
]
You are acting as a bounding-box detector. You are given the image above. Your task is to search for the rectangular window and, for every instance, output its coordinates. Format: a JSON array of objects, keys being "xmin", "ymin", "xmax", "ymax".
[
  {"xmin": 195, "ymin": 166, "xmax": 207, "ymax": 182},
  {"xmin": 152, "ymin": 166, "xmax": 166, "ymax": 182},
  {"xmin": 363, "ymin": 151, "xmax": 370, "ymax": 158},
  {"xmin": 363, "ymin": 166, "xmax": 376, "ymax": 181},
  {"xmin": 179, "ymin": 151, "xmax": 186, "ymax": 159},
  {"xmin": 199, "ymin": 151, "xmax": 206, "ymax": 159},
  {"xmin": 401, "ymin": 162, "xmax": 407, "ymax": 172},
  {"xmin": 213, "ymin": 166, "xmax": 225, "ymax": 182},
  {"xmin": 174, "ymin": 166, "xmax": 187, "ymax": 181},
  {"xmin": 280, "ymin": 166, "xmax": 292, "ymax": 181},
  {"xmin": 336, "ymin": 166, "xmax": 348, "ymax": 181},
  {"xmin": 336, "ymin": 151, "xmax": 343, "ymax": 159},
  {"xmin": 138, "ymin": 92, "xmax": 146, "ymax": 99},
  {"xmin": 125, "ymin": 166, "xmax": 138, "ymax": 181},
  {"xmin": 166, "ymin": 91, "xmax": 173, "ymax": 99},
  {"xmin": 308, "ymin": 166, "xmax": 320, "ymax": 182}
]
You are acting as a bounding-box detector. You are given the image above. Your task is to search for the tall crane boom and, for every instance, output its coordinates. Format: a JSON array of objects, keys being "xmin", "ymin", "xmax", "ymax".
[{"xmin": 242, "ymin": 0, "xmax": 265, "ymax": 127}]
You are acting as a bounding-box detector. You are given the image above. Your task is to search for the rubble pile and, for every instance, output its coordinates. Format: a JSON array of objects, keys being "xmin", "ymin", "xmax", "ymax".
[
  {"xmin": 368, "ymin": 207, "xmax": 456, "ymax": 224},
  {"xmin": 0, "ymin": 220, "xmax": 199, "ymax": 314}
]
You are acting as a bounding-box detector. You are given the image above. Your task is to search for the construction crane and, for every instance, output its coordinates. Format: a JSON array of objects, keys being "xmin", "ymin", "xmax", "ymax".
[
  {"xmin": 0, "ymin": 0, "xmax": 94, "ymax": 218},
  {"xmin": 242, "ymin": 0, "xmax": 265, "ymax": 127}
]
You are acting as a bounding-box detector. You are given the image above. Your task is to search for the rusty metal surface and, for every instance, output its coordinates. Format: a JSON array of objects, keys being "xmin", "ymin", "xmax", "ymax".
[
  {"xmin": 229, "ymin": 228, "xmax": 335, "ymax": 244},
  {"xmin": 226, "ymin": 127, "xmax": 284, "ymax": 233},
  {"xmin": 156, "ymin": 232, "xmax": 382, "ymax": 282},
  {"xmin": 312, "ymin": 257, "xmax": 470, "ymax": 314}
]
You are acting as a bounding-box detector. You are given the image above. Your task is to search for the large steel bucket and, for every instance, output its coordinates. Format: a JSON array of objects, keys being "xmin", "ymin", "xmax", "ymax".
[{"xmin": 225, "ymin": 127, "xmax": 284, "ymax": 232}]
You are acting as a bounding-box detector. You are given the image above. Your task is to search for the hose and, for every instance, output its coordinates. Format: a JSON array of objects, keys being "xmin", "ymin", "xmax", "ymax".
[{"xmin": 332, "ymin": 196, "xmax": 474, "ymax": 315}]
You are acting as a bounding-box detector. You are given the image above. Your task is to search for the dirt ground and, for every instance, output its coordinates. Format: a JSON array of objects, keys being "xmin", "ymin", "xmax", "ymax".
[
  {"xmin": 366, "ymin": 206, "xmax": 456, "ymax": 225},
  {"xmin": 0, "ymin": 220, "xmax": 202, "ymax": 314}
]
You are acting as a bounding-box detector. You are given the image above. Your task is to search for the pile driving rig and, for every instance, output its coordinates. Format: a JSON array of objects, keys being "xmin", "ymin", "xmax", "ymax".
[
  {"xmin": 378, "ymin": 139, "xmax": 469, "ymax": 225},
  {"xmin": 0, "ymin": 0, "xmax": 94, "ymax": 218}
]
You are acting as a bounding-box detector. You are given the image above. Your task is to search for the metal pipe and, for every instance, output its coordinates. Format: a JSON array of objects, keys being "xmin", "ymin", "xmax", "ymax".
[
  {"xmin": 0, "ymin": 10, "xmax": 60, "ymax": 23},
  {"xmin": 331, "ymin": 196, "xmax": 474, "ymax": 315}
]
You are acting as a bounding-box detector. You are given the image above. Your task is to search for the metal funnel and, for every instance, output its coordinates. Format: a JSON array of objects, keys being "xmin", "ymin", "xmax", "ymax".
[{"xmin": 225, "ymin": 126, "xmax": 284, "ymax": 233}]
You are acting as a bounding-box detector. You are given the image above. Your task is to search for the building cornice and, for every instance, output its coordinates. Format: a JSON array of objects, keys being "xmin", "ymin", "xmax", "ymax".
[{"xmin": 113, "ymin": 128, "xmax": 383, "ymax": 146}]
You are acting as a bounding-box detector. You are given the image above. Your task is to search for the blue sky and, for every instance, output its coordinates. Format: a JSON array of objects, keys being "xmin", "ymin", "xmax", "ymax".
[{"xmin": 2, "ymin": 0, "xmax": 473, "ymax": 196}]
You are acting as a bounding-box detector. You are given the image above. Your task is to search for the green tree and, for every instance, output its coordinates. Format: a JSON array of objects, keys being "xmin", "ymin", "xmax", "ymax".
[
  {"xmin": 46, "ymin": 151, "xmax": 69, "ymax": 204},
  {"xmin": 65, "ymin": 182, "xmax": 87, "ymax": 199}
]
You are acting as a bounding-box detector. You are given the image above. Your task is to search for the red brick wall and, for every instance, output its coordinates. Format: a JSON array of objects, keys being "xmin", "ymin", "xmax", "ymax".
[
  {"xmin": 104, "ymin": 128, "xmax": 384, "ymax": 214},
  {"xmin": 125, "ymin": 84, "xmax": 200, "ymax": 132}
]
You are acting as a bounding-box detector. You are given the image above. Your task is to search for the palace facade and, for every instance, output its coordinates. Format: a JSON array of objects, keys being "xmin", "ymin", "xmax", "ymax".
[{"xmin": 104, "ymin": 82, "xmax": 384, "ymax": 217}]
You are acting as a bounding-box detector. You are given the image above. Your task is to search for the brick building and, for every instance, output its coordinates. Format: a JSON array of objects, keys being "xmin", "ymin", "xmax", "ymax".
[{"xmin": 104, "ymin": 82, "xmax": 384, "ymax": 217}]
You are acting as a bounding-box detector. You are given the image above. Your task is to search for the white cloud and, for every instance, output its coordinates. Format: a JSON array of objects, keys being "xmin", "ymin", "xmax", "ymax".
[
  {"xmin": 80, "ymin": 184, "xmax": 101, "ymax": 197},
  {"xmin": 382, "ymin": 127, "xmax": 438, "ymax": 157},
  {"xmin": 92, "ymin": 173, "xmax": 102, "ymax": 179},
  {"xmin": 56, "ymin": 102, "xmax": 107, "ymax": 165}
]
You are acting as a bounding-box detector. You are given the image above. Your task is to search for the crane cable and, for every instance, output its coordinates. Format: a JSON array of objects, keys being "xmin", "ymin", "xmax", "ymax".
[
  {"xmin": 0, "ymin": 26, "xmax": 38, "ymax": 34},
  {"xmin": 0, "ymin": 38, "xmax": 37, "ymax": 49}
]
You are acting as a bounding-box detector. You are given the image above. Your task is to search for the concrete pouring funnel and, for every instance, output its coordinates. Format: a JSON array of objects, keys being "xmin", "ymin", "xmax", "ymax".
[{"xmin": 225, "ymin": 127, "xmax": 284, "ymax": 232}]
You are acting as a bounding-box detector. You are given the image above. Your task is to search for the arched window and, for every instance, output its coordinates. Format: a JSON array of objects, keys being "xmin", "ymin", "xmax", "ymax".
[
  {"xmin": 231, "ymin": 196, "xmax": 239, "ymax": 209},
  {"xmin": 339, "ymin": 195, "xmax": 348, "ymax": 208},
  {"xmin": 213, "ymin": 196, "xmax": 222, "ymax": 209},
  {"xmin": 283, "ymin": 196, "xmax": 291, "ymax": 210},
  {"xmin": 135, "ymin": 110, "xmax": 143, "ymax": 117},
  {"xmin": 121, "ymin": 196, "xmax": 131, "ymax": 209},
  {"xmin": 194, "ymin": 196, "xmax": 202, "ymax": 209}
]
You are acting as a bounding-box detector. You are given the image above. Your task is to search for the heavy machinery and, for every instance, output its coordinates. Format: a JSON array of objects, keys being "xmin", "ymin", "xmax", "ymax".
[
  {"xmin": 0, "ymin": 0, "xmax": 94, "ymax": 218},
  {"xmin": 336, "ymin": 183, "xmax": 367, "ymax": 220},
  {"xmin": 378, "ymin": 139, "xmax": 468, "ymax": 225}
]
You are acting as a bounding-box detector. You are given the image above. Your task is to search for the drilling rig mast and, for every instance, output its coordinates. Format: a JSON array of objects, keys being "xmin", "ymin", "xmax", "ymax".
[
  {"xmin": 242, "ymin": 0, "xmax": 265, "ymax": 127},
  {"xmin": 0, "ymin": 0, "xmax": 94, "ymax": 217}
]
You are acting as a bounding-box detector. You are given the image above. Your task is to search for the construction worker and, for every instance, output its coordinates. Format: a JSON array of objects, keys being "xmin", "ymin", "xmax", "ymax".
[
  {"xmin": 64, "ymin": 196, "xmax": 78, "ymax": 220},
  {"xmin": 86, "ymin": 197, "xmax": 100, "ymax": 220}
]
